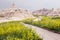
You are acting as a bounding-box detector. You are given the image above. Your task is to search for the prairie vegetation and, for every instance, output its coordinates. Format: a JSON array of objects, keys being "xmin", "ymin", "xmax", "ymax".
[
  {"xmin": 0, "ymin": 21, "xmax": 42, "ymax": 40},
  {"xmin": 22, "ymin": 16, "xmax": 60, "ymax": 33}
]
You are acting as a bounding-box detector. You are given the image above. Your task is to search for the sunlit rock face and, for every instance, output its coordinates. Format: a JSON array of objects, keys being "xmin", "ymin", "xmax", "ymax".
[{"xmin": 0, "ymin": 3, "xmax": 34, "ymax": 20}]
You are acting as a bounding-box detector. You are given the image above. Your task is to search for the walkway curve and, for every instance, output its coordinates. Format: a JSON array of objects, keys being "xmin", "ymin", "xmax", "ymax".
[{"xmin": 24, "ymin": 24, "xmax": 60, "ymax": 40}]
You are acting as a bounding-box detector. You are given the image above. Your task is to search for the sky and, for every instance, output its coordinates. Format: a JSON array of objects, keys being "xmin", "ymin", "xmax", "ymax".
[{"xmin": 0, "ymin": 0, "xmax": 60, "ymax": 11}]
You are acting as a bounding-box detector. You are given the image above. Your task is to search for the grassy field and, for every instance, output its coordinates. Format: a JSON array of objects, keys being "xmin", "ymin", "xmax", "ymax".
[
  {"xmin": 22, "ymin": 16, "xmax": 60, "ymax": 33},
  {"xmin": 0, "ymin": 21, "xmax": 42, "ymax": 40}
]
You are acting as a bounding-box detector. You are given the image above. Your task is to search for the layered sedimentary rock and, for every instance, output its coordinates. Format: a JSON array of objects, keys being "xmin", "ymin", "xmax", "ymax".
[
  {"xmin": 0, "ymin": 3, "xmax": 34, "ymax": 20},
  {"xmin": 33, "ymin": 8, "xmax": 60, "ymax": 17}
]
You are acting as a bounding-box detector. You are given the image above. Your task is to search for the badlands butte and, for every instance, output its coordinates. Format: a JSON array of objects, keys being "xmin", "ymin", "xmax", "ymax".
[
  {"xmin": 0, "ymin": 3, "xmax": 60, "ymax": 21},
  {"xmin": 0, "ymin": 3, "xmax": 34, "ymax": 21}
]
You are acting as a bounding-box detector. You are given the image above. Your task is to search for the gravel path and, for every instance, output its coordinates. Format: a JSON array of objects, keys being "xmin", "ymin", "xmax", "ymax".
[{"xmin": 24, "ymin": 24, "xmax": 60, "ymax": 40}]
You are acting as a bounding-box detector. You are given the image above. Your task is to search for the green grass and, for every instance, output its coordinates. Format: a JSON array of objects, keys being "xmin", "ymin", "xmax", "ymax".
[
  {"xmin": 22, "ymin": 17, "xmax": 60, "ymax": 33},
  {"xmin": 0, "ymin": 21, "xmax": 42, "ymax": 40}
]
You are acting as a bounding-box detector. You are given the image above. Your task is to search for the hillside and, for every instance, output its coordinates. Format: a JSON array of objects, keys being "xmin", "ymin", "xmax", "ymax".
[
  {"xmin": 0, "ymin": 3, "xmax": 34, "ymax": 20},
  {"xmin": 33, "ymin": 8, "xmax": 60, "ymax": 17}
]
